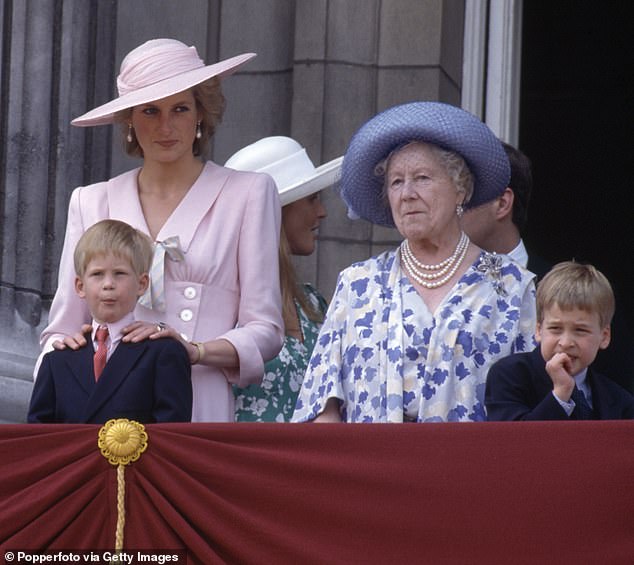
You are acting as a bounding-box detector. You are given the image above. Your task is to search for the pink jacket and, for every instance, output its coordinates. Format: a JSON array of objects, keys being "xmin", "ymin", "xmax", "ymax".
[{"xmin": 39, "ymin": 161, "xmax": 284, "ymax": 422}]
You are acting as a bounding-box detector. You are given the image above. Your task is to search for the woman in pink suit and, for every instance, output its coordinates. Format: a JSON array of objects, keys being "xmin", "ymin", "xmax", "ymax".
[{"xmin": 38, "ymin": 38, "xmax": 284, "ymax": 422}]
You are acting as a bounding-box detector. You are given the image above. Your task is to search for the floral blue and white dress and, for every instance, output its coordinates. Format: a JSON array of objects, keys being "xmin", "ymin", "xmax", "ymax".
[
  {"xmin": 234, "ymin": 284, "xmax": 327, "ymax": 422},
  {"xmin": 292, "ymin": 250, "xmax": 536, "ymax": 423}
]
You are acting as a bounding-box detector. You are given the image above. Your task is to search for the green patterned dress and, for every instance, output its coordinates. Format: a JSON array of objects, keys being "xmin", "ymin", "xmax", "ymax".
[{"xmin": 233, "ymin": 283, "xmax": 327, "ymax": 422}]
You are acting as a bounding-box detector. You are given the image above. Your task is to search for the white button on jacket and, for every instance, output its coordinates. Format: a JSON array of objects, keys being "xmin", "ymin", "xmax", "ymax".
[{"xmin": 180, "ymin": 309, "xmax": 194, "ymax": 322}]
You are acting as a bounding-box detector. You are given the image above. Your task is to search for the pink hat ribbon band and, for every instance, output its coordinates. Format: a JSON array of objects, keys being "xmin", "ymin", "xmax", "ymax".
[{"xmin": 117, "ymin": 43, "xmax": 204, "ymax": 96}]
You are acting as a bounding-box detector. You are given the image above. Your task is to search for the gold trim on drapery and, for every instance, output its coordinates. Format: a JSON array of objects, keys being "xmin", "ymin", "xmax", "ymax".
[{"xmin": 98, "ymin": 419, "xmax": 148, "ymax": 552}]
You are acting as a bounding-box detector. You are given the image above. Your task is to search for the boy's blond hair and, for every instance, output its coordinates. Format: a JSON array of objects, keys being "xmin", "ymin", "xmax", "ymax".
[
  {"xmin": 74, "ymin": 220, "xmax": 153, "ymax": 277},
  {"xmin": 536, "ymin": 261, "xmax": 615, "ymax": 328}
]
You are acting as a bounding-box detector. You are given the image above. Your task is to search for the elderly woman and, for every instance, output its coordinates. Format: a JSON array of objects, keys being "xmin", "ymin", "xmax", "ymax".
[
  {"xmin": 37, "ymin": 39, "xmax": 283, "ymax": 422},
  {"xmin": 292, "ymin": 102, "xmax": 536, "ymax": 423}
]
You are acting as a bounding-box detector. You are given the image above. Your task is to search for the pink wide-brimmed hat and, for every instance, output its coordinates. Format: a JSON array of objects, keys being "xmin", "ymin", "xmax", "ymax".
[{"xmin": 71, "ymin": 38, "xmax": 256, "ymax": 127}]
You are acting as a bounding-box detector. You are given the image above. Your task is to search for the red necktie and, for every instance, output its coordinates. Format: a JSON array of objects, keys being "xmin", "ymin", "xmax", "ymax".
[{"xmin": 93, "ymin": 326, "xmax": 109, "ymax": 381}]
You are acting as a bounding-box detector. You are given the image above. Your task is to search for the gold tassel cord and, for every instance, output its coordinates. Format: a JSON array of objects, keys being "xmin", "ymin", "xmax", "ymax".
[
  {"xmin": 98, "ymin": 419, "xmax": 148, "ymax": 553},
  {"xmin": 116, "ymin": 465, "xmax": 126, "ymax": 551}
]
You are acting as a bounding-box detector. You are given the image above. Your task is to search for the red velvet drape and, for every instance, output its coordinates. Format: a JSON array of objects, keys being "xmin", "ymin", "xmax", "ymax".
[{"xmin": 2, "ymin": 422, "xmax": 634, "ymax": 564}]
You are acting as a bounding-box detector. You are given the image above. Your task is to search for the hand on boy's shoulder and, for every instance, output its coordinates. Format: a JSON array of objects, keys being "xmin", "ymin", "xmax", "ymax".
[
  {"xmin": 545, "ymin": 352, "xmax": 575, "ymax": 401},
  {"xmin": 51, "ymin": 324, "xmax": 93, "ymax": 351}
]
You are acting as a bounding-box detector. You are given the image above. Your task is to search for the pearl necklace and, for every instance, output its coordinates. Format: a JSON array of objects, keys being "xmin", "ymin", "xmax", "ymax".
[{"xmin": 400, "ymin": 232, "xmax": 470, "ymax": 289}]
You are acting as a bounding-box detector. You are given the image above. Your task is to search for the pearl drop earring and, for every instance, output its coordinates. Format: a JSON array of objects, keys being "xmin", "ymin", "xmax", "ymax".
[
  {"xmin": 126, "ymin": 123, "xmax": 133, "ymax": 143},
  {"xmin": 196, "ymin": 121, "xmax": 202, "ymax": 139}
]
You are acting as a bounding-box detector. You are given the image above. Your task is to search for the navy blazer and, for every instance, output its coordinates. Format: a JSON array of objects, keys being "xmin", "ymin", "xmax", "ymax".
[
  {"xmin": 485, "ymin": 347, "xmax": 634, "ymax": 421},
  {"xmin": 29, "ymin": 337, "xmax": 192, "ymax": 424}
]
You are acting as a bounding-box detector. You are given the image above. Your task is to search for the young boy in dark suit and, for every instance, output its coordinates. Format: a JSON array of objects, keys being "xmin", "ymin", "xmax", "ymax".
[
  {"xmin": 486, "ymin": 261, "xmax": 634, "ymax": 420},
  {"xmin": 28, "ymin": 219, "xmax": 192, "ymax": 423}
]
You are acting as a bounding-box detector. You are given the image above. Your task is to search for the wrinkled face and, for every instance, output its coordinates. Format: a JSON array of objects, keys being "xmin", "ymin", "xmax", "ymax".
[
  {"xmin": 75, "ymin": 253, "xmax": 149, "ymax": 324},
  {"xmin": 130, "ymin": 90, "xmax": 199, "ymax": 164},
  {"xmin": 536, "ymin": 305, "xmax": 611, "ymax": 377},
  {"xmin": 386, "ymin": 143, "xmax": 463, "ymax": 242},
  {"xmin": 282, "ymin": 193, "xmax": 327, "ymax": 256}
]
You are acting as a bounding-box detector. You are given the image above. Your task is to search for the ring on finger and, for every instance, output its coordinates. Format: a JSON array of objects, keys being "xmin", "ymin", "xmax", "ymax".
[{"xmin": 156, "ymin": 321, "xmax": 167, "ymax": 332}]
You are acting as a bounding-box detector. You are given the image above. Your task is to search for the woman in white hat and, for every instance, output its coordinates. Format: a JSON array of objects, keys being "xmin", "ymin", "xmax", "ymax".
[
  {"xmin": 38, "ymin": 39, "xmax": 284, "ymax": 422},
  {"xmin": 225, "ymin": 136, "xmax": 342, "ymax": 422},
  {"xmin": 292, "ymin": 102, "xmax": 537, "ymax": 423}
]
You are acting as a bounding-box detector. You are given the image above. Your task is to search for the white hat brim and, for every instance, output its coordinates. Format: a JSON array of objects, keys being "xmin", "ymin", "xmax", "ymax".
[
  {"xmin": 278, "ymin": 156, "xmax": 343, "ymax": 206},
  {"xmin": 71, "ymin": 52, "xmax": 256, "ymax": 127}
]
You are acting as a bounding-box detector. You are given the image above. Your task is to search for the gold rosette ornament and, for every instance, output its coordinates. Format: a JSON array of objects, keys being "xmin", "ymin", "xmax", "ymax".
[
  {"xmin": 98, "ymin": 419, "xmax": 148, "ymax": 553},
  {"xmin": 99, "ymin": 418, "xmax": 148, "ymax": 465}
]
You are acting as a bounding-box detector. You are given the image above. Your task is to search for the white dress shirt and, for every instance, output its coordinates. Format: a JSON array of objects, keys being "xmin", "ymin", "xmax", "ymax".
[
  {"xmin": 91, "ymin": 312, "xmax": 135, "ymax": 362},
  {"xmin": 507, "ymin": 239, "xmax": 529, "ymax": 268}
]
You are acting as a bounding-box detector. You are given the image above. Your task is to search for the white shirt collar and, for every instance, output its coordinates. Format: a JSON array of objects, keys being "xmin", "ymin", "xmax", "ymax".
[
  {"xmin": 92, "ymin": 312, "xmax": 136, "ymax": 346},
  {"xmin": 574, "ymin": 368, "xmax": 589, "ymax": 391},
  {"xmin": 508, "ymin": 239, "xmax": 529, "ymax": 268}
]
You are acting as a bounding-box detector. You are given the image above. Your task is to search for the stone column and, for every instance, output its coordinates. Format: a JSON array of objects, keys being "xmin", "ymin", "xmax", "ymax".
[{"xmin": 0, "ymin": 0, "xmax": 116, "ymax": 422}]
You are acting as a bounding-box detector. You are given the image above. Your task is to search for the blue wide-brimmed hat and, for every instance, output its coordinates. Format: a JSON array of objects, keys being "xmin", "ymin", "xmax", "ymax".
[{"xmin": 340, "ymin": 101, "xmax": 511, "ymax": 227}]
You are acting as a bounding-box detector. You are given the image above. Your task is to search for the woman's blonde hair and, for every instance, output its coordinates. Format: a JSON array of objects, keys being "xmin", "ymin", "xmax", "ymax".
[
  {"xmin": 278, "ymin": 228, "xmax": 323, "ymax": 332},
  {"xmin": 115, "ymin": 76, "xmax": 225, "ymax": 158},
  {"xmin": 536, "ymin": 261, "xmax": 615, "ymax": 328},
  {"xmin": 74, "ymin": 219, "xmax": 154, "ymax": 277}
]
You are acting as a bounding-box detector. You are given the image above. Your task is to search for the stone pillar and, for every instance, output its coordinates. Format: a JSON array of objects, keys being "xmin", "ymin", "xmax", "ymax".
[{"xmin": 0, "ymin": 0, "xmax": 116, "ymax": 422}]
